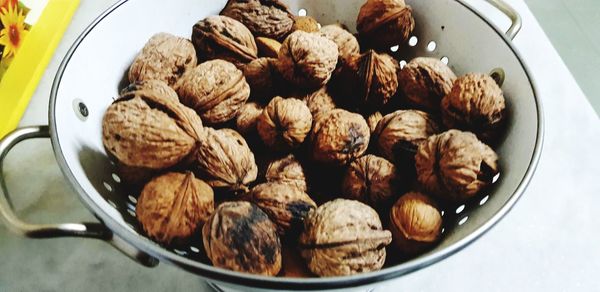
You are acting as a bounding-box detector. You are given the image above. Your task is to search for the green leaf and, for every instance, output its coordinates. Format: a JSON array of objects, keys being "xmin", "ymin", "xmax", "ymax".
[
  {"xmin": 17, "ymin": 1, "xmax": 30, "ymax": 17},
  {"xmin": 0, "ymin": 55, "xmax": 13, "ymax": 80}
]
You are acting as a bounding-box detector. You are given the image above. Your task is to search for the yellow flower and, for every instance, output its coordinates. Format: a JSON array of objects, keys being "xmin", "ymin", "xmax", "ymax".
[{"xmin": 0, "ymin": 4, "xmax": 28, "ymax": 58}]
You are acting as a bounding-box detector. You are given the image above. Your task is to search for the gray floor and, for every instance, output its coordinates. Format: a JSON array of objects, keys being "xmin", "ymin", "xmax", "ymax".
[{"xmin": 525, "ymin": 0, "xmax": 600, "ymax": 115}]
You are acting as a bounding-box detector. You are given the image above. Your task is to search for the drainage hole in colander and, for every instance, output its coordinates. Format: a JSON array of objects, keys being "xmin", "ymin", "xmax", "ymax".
[
  {"xmin": 441, "ymin": 210, "xmax": 445, "ymax": 216},
  {"xmin": 455, "ymin": 204, "xmax": 465, "ymax": 214},
  {"xmin": 174, "ymin": 249, "xmax": 187, "ymax": 256},
  {"xmin": 408, "ymin": 36, "xmax": 418, "ymax": 47},
  {"xmin": 103, "ymin": 181, "xmax": 113, "ymax": 192},
  {"xmin": 72, "ymin": 99, "xmax": 89, "ymax": 121},
  {"xmin": 441, "ymin": 227, "xmax": 445, "ymax": 234},
  {"xmin": 128, "ymin": 195, "xmax": 138, "ymax": 204},
  {"xmin": 427, "ymin": 41, "xmax": 437, "ymax": 52},
  {"xmin": 458, "ymin": 216, "xmax": 469, "ymax": 226},
  {"xmin": 441, "ymin": 56, "xmax": 449, "ymax": 65},
  {"xmin": 190, "ymin": 246, "xmax": 201, "ymax": 253},
  {"xmin": 107, "ymin": 199, "xmax": 117, "ymax": 209},
  {"xmin": 127, "ymin": 208, "xmax": 136, "ymax": 217},
  {"xmin": 112, "ymin": 173, "xmax": 121, "ymax": 183},
  {"xmin": 390, "ymin": 45, "xmax": 399, "ymax": 52},
  {"xmin": 480, "ymin": 195, "xmax": 490, "ymax": 206},
  {"xmin": 490, "ymin": 68, "xmax": 506, "ymax": 87},
  {"xmin": 298, "ymin": 8, "xmax": 307, "ymax": 16},
  {"xmin": 127, "ymin": 203, "xmax": 136, "ymax": 212},
  {"xmin": 399, "ymin": 60, "xmax": 407, "ymax": 69}
]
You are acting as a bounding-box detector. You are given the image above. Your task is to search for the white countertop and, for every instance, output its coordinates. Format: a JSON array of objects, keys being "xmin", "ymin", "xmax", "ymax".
[{"xmin": 1, "ymin": 0, "xmax": 599, "ymax": 291}]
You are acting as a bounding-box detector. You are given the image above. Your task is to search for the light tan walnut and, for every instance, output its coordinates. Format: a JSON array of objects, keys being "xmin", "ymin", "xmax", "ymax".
[{"xmin": 257, "ymin": 96, "xmax": 313, "ymax": 150}]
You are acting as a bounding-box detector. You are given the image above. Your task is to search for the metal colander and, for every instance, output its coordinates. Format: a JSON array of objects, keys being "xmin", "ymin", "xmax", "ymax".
[{"xmin": 0, "ymin": 0, "xmax": 543, "ymax": 291}]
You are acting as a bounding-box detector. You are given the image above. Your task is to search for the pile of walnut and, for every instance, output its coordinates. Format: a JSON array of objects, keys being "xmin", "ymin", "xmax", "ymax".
[{"xmin": 102, "ymin": 0, "xmax": 505, "ymax": 278}]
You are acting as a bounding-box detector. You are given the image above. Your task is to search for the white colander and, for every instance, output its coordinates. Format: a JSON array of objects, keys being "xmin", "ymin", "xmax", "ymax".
[{"xmin": 0, "ymin": 0, "xmax": 543, "ymax": 291}]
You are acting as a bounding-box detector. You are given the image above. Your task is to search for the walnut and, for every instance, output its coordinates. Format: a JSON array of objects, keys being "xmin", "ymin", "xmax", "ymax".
[
  {"xmin": 220, "ymin": 0, "xmax": 295, "ymax": 40},
  {"xmin": 441, "ymin": 73, "xmax": 506, "ymax": 142},
  {"xmin": 415, "ymin": 130, "xmax": 499, "ymax": 202},
  {"xmin": 299, "ymin": 199, "xmax": 392, "ymax": 276},
  {"xmin": 293, "ymin": 16, "xmax": 320, "ymax": 33},
  {"xmin": 175, "ymin": 59, "xmax": 250, "ymax": 125},
  {"xmin": 257, "ymin": 97, "xmax": 313, "ymax": 150},
  {"xmin": 265, "ymin": 154, "xmax": 308, "ymax": 193},
  {"xmin": 191, "ymin": 15, "xmax": 258, "ymax": 66},
  {"xmin": 373, "ymin": 110, "xmax": 439, "ymax": 164},
  {"xmin": 341, "ymin": 155, "xmax": 399, "ymax": 208},
  {"xmin": 399, "ymin": 57, "xmax": 457, "ymax": 112},
  {"xmin": 128, "ymin": 33, "xmax": 197, "ymax": 87},
  {"xmin": 202, "ymin": 201, "xmax": 282, "ymax": 276},
  {"xmin": 389, "ymin": 191, "xmax": 442, "ymax": 255},
  {"xmin": 115, "ymin": 162, "xmax": 157, "ymax": 188},
  {"xmin": 247, "ymin": 182, "xmax": 317, "ymax": 236},
  {"xmin": 276, "ymin": 31, "xmax": 339, "ymax": 89},
  {"xmin": 236, "ymin": 102, "xmax": 264, "ymax": 135},
  {"xmin": 103, "ymin": 88, "xmax": 203, "ymax": 170},
  {"xmin": 367, "ymin": 111, "xmax": 383, "ymax": 133},
  {"xmin": 311, "ymin": 109, "xmax": 370, "ymax": 165},
  {"xmin": 255, "ymin": 37, "xmax": 282, "ymax": 58},
  {"xmin": 241, "ymin": 57, "xmax": 279, "ymax": 101},
  {"xmin": 195, "ymin": 128, "xmax": 258, "ymax": 192},
  {"xmin": 319, "ymin": 24, "xmax": 360, "ymax": 72},
  {"xmin": 136, "ymin": 172, "xmax": 214, "ymax": 244},
  {"xmin": 300, "ymin": 86, "xmax": 337, "ymax": 116},
  {"xmin": 357, "ymin": 0, "xmax": 415, "ymax": 49},
  {"xmin": 120, "ymin": 80, "xmax": 179, "ymax": 102},
  {"xmin": 281, "ymin": 246, "xmax": 313, "ymax": 278},
  {"xmin": 343, "ymin": 50, "xmax": 399, "ymax": 110}
]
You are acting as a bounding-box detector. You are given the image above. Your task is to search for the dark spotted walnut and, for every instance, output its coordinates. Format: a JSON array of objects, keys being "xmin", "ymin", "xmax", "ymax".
[
  {"xmin": 175, "ymin": 59, "xmax": 250, "ymax": 125},
  {"xmin": 311, "ymin": 109, "xmax": 370, "ymax": 165},
  {"xmin": 389, "ymin": 191, "xmax": 443, "ymax": 255},
  {"xmin": 191, "ymin": 15, "xmax": 258, "ymax": 66},
  {"xmin": 357, "ymin": 0, "xmax": 415, "ymax": 49},
  {"xmin": 276, "ymin": 31, "xmax": 339, "ymax": 89},
  {"xmin": 102, "ymin": 87, "xmax": 203, "ymax": 170},
  {"xmin": 195, "ymin": 128, "xmax": 258, "ymax": 192},
  {"xmin": 257, "ymin": 96, "xmax": 313, "ymax": 150},
  {"xmin": 398, "ymin": 57, "xmax": 457, "ymax": 112},
  {"xmin": 441, "ymin": 73, "xmax": 506, "ymax": 142},
  {"xmin": 373, "ymin": 110, "xmax": 439, "ymax": 164},
  {"xmin": 128, "ymin": 33, "xmax": 197, "ymax": 87},
  {"xmin": 415, "ymin": 130, "xmax": 499, "ymax": 202},
  {"xmin": 202, "ymin": 201, "xmax": 282, "ymax": 276},
  {"xmin": 299, "ymin": 199, "xmax": 392, "ymax": 276},
  {"xmin": 247, "ymin": 182, "xmax": 317, "ymax": 236},
  {"xmin": 265, "ymin": 154, "xmax": 308, "ymax": 193},
  {"xmin": 136, "ymin": 172, "xmax": 214, "ymax": 244},
  {"xmin": 220, "ymin": 0, "xmax": 295, "ymax": 40},
  {"xmin": 341, "ymin": 155, "xmax": 399, "ymax": 208}
]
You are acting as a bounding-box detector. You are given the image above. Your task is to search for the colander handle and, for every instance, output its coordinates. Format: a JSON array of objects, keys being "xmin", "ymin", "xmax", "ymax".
[
  {"xmin": 0, "ymin": 126, "xmax": 158, "ymax": 267},
  {"xmin": 485, "ymin": 0, "xmax": 522, "ymax": 40}
]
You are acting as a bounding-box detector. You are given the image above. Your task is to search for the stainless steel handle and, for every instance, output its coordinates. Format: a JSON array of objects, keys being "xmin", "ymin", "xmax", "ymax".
[
  {"xmin": 485, "ymin": 0, "xmax": 522, "ymax": 40},
  {"xmin": 0, "ymin": 126, "xmax": 158, "ymax": 267}
]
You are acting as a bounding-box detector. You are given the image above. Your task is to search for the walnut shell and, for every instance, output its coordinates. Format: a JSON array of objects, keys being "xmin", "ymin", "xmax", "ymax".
[
  {"xmin": 390, "ymin": 191, "xmax": 442, "ymax": 255},
  {"xmin": 203, "ymin": 201, "xmax": 282, "ymax": 276},
  {"xmin": 441, "ymin": 73, "xmax": 506, "ymax": 142},
  {"xmin": 236, "ymin": 102, "xmax": 264, "ymax": 135},
  {"xmin": 128, "ymin": 33, "xmax": 197, "ymax": 87},
  {"xmin": 344, "ymin": 50, "xmax": 399, "ymax": 110},
  {"xmin": 319, "ymin": 24, "xmax": 360, "ymax": 72},
  {"xmin": 399, "ymin": 57, "xmax": 457, "ymax": 112},
  {"xmin": 195, "ymin": 128, "xmax": 258, "ymax": 192},
  {"xmin": 341, "ymin": 155, "xmax": 399, "ymax": 208},
  {"xmin": 176, "ymin": 59, "xmax": 250, "ymax": 125},
  {"xmin": 299, "ymin": 199, "xmax": 392, "ymax": 277},
  {"xmin": 248, "ymin": 181, "xmax": 317, "ymax": 236},
  {"xmin": 242, "ymin": 57, "xmax": 279, "ymax": 101},
  {"xmin": 102, "ymin": 88, "xmax": 203, "ymax": 170},
  {"xmin": 192, "ymin": 15, "xmax": 258, "ymax": 66},
  {"xmin": 293, "ymin": 16, "xmax": 320, "ymax": 33},
  {"xmin": 265, "ymin": 154, "xmax": 308, "ymax": 193},
  {"xmin": 415, "ymin": 130, "xmax": 499, "ymax": 202},
  {"xmin": 300, "ymin": 86, "xmax": 337, "ymax": 116},
  {"xmin": 120, "ymin": 79, "xmax": 179, "ymax": 102},
  {"xmin": 367, "ymin": 111, "xmax": 383, "ymax": 133},
  {"xmin": 373, "ymin": 110, "xmax": 439, "ymax": 164},
  {"xmin": 136, "ymin": 172, "xmax": 214, "ymax": 244},
  {"xmin": 357, "ymin": 0, "xmax": 415, "ymax": 49},
  {"xmin": 256, "ymin": 37, "xmax": 282, "ymax": 58},
  {"xmin": 257, "ymin": 97, "xmax": 313, "ymax": 150},
  {"xmin": 311, "ymin": 109, "xmax": 370, "ymax": 165},
  {"xmin": 220, "ymin": 0, "xmax": 295, "ymax": 40},
  {"xmin": 115, "ymin": 162, "xmax": 157, "ymax": 188},
  {"xmin": 276, "ymin": 31, "xmax": 339, "ymax": 89}
]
